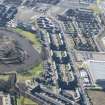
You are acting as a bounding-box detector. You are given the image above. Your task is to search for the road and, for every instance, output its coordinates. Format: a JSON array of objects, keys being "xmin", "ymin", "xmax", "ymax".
[
  {"xmin": 65, "ymin": 35, "xmax": 90, "ymax": 105},
  {"xmin": 58, "ymin": 21, "xmax": 90, "ymax": 105}
]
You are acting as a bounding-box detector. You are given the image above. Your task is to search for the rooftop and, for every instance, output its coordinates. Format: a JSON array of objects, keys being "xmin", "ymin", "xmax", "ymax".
[
  {"xmin": 85, "ymin": 60, "xmax": 105, "ymax": 88},
  {"xmin": 0, "ymin": 92, "xmax": 12, "ymax": 105},
  {"xmin": 76, "ymin": 51, "xmax": 105, "ymax": 61}
]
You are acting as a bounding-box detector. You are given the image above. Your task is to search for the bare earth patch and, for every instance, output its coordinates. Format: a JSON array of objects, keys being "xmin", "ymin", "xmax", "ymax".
[{"xmin": 87, "ymin": 90, "xmax": 105, "ymax": 105}]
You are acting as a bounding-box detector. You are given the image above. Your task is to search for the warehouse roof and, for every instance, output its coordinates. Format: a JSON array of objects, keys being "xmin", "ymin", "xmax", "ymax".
[{"xmin": 86, "ymin": 60, "xmax": 105, "ymax": 88}]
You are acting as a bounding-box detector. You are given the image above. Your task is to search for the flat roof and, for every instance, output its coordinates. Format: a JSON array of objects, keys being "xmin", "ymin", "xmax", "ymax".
[
  {"xmin": 86, "ymin": 60, "xmax": 105, "ymax": 88},
  {"xmin": 76, "ymin": 51, "xmax": 105, "ymax": 61}
]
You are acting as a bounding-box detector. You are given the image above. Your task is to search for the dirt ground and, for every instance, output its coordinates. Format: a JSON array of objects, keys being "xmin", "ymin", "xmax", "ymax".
[{"xmin": 87, "ymin": 90, "xmax": 105, "ymax": 105}]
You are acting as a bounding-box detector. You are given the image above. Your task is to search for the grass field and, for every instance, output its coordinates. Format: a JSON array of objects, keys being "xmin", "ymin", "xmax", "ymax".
[
  {"xmin": 17, "ymin": 96, "xmax": 38, "ymax": 105},
  {"xmin": 0, "ymin": 75, "xmax": 9, "ymax": 81},
  {"xmin": 13, "ymin": 28, "xmax": 42, "ymax": 52},
  {"xmin": 89, "ymin": 4, "xmax": 101, "ymax": 14},
  {"xmin": 17, "ymin": 63, "xmax": 43, "ymax": 81}
]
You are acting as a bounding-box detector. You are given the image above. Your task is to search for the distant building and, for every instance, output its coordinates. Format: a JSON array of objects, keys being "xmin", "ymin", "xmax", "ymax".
[
  {"xmin": 0, "ymin": 92, "xmax": 12, "ymax": 105},
  {"xmin": 83, "ymin": 60, "xmax": 105, "ymax": 88},
  {"xmin": 79, "ymin": 0, "xmax": 96, "ymax": 5},
  {"xmin": 98, "ymin": 0, "xmax": 105, "ymax": 13}
]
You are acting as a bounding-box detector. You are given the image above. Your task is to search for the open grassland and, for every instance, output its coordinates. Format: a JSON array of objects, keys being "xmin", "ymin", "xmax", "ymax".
[
  {"xmin": 0, "ymin": 75, "xmax": 9, "ymax": 81},
  {"xmin": 89, "ymin": 4, "xmax": 101, "ymax": 14},
  {"xmin": 13, "ymin": 28, "xmax": 42, "ymax": 52},
  {"xmin": 17, "ymin": 96, "xmax": 38, "ymax": 105},
  {"xmin": 89, "ymin": 0, "xmax": 105, "ymax": 14},
  {"xmin": 17, "ymin": 63, "xmax": 43, "ymax": 81}
]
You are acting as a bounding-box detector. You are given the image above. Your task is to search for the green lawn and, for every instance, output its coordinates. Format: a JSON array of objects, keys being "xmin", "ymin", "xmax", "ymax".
[
  {"xmin": 17, "ymin": 63, "xmax": 43, "ymax": 81},
  {"xmin": 0, "ymin": 75, "xmax": 9, "ymax": 81},
  {"xmin": 31, "ymin": 63, "xmax": 43, "ymax": 76},
  {"xmin": 13, "ymin": 28, "xmax": 42, "ymax": 52},
  {"xmin": 17, "ymin": 96, "xmax": 38, "ymax": 105}
]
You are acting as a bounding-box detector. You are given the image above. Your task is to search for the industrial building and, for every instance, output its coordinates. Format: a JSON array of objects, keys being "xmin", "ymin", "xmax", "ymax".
[{"xmin": 82, "ymin": 60, "xmax": 105, "ymax": 88}]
